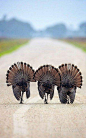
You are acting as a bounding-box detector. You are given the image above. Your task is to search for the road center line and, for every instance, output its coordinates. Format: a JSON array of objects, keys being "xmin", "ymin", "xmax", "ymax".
[{"xmin": 13, "ymin": 95, "xmax": 40, "ymax": 138}]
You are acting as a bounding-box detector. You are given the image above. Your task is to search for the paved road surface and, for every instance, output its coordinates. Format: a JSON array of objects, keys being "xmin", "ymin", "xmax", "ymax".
[{"xmin": 0, "ymin": 38, "xmax": 86, "ymax": 138}]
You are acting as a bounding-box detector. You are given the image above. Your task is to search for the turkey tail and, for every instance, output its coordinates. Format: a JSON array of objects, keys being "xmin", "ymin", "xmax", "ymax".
[
  {"xmin": 34, "ymin": 65, "xmax": 61, "ymax": 86},
  {"xmin": 6, "ymin": 62, "xmax": 35, "ymax": 86},
  {"xmin": 58, "ymin": 63, "xmax": 82, "ymax": 88}
]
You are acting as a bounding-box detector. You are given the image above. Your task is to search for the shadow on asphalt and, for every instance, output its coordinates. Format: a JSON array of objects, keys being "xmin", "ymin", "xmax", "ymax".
[{"xmin": 0, "ymin": 103, "xmax": 86, "ymax": 105}]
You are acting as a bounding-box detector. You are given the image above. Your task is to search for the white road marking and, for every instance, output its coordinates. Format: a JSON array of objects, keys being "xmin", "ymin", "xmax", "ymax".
[{"xmin": 13, "ymin": 96, "xmax": 40, "ymax": 138}]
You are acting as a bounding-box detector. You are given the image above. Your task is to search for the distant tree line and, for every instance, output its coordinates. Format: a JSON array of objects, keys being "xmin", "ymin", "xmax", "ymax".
[{"xmin": 0, "ymin": 17, "xmax": 86, "ymax": 38}]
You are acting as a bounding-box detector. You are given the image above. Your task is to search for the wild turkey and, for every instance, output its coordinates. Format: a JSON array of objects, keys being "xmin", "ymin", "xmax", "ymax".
[
  {"xmin": 34, "ymin": 65, "xmax": 61, "ymax": 104},
  {"xmin": 57, "ymin": 63, "xmax": 82, "ymax": 104},
  {"xmin": 6, "ymin": 62, "xmax": 35, "ymax": 104}
]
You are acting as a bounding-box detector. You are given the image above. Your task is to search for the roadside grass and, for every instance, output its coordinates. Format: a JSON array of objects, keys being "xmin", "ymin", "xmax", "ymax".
[
  {"xmin": 0, "ymin": 39, "xmax": 29, "ymax": 57},
  {"xmin": 62, "ymin": 38, "xmax": 86, "ymax": 53}
]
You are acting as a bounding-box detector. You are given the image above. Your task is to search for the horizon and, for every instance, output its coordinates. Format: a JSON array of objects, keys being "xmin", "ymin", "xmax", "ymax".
[
  {"xmin": 0, "ymin": 0, "xmax": 86, "ymax": 30},
  {"xmin": 1, "ymin": 15, "xmax": 85, "ymax": 31}
]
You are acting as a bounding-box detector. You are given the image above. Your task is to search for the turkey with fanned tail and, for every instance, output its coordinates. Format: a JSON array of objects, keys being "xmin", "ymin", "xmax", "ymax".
[
  {"xmin": 6, "ymin": 62, "xmax": 35, "ymax": 104},
  {"xmin": 34, "ymin": 65, "xmax": 61, "ymax": 104},
  {"xmin": 57, "ymin": 63, "xmax": 83, "ymax": 104}
]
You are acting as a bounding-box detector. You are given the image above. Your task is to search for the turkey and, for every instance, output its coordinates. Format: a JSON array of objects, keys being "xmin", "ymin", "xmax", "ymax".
[
  {"xmin": 6, "ymin": 62, "xmax": 35, "ymax": 104},
  {"xmin": 34, "ymin": 65, "xmax": 61, "ymax": 104},
  {"xmin": 57, "ymin": 63, "xmax": 82, "ymax": 104}
]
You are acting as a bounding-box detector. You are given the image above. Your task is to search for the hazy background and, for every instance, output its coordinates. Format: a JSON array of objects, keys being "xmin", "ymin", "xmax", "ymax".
[{"xmin": 0, "ymin": 0, "xmax": 86, "ymax": 38}]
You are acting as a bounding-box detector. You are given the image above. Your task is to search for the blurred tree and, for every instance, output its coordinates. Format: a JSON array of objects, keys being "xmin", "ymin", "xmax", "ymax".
[
  {"xmin": 2, "ymin": 15, "xmax": 7, "ymax": 21},
  {"xmin": 80, "ymin": 23, "xmax": 86, "ymax": 34}
]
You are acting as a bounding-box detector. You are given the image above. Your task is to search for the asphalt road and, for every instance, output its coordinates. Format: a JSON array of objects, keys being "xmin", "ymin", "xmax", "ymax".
[{"xmin": 0, "ymin": 38, "xmax": 86, "ymax": 138}]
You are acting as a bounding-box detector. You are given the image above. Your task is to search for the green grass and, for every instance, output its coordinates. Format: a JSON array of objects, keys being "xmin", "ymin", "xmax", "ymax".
[
  {"xmin": 0, "ymin": 39, "xmax": 29, "ymax": 57},
  {"xmin": 62, "ymin": 38, "xmax": 86, "ymax": 52}
]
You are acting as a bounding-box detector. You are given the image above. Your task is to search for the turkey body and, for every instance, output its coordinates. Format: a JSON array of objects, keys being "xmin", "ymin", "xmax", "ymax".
[
  {"xmin": 12, "ymin": 78, "xmax": 30, "ymax": 104},
  {"xmin": 34, "ymin": 65, "xmax": 60, "ymax": 104},
  {"xmin": 57, "ymin": 64, "xmax": 82, "ymax": 104},
  {"xmin": 6, "ymin": 62, "xmax": 34, "ymax": 104},
  {"xmin": 38, "ymin": 80, "xmax": 55, "ymax": 104},
  {"xmin": 57, "ymin": 86, "xmax": 76, "ymax": 104}
]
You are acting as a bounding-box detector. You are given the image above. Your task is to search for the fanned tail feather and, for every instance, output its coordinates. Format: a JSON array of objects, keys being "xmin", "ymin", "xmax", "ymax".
[
  {"xmin": 34, "ymin": 65, "xmax": 61, "ymax": 86},
  {"xmin": 6, "ymin": 62, "xmax": 35, "ymax": 86},
  {"xmin": 58, "ymin": 63, "xmax": 82, "ymax": 88}
]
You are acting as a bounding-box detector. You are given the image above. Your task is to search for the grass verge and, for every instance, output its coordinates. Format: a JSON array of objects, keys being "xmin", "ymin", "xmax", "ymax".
[
  {"xmin": 62, "ymin": 38, "xmax": 86, "ymax": 53},
  {"xmin": 0, "ymin": 39, "xmax": 29, "ymax": 57}
]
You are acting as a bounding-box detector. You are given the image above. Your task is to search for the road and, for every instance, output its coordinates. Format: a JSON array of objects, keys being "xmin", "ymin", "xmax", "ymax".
[{"xmin": 0, "ymin": 38, "xmax": 86, "ymax": 138}]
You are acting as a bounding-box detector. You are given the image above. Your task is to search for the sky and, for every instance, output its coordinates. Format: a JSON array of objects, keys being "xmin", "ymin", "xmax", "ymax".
[{"xmin": 0, "ymin": 0, "xmax": 86, "ymax": 30}]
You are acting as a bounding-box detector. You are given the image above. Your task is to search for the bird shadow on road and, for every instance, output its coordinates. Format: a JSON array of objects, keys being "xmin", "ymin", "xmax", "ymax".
[{"xmin": 0, "ymin": 102, "xmax": 86, "ymax": 106}]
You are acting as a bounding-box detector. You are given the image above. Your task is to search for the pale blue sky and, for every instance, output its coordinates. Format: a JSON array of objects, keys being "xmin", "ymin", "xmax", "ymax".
[{"xmin": 0, "ymin": 0, "xmax": 86, "ymax": 30}]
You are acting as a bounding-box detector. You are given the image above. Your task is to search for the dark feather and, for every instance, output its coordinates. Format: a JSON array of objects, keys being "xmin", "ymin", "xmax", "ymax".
[
  {"xmin": 69, "ymin": 87, "xmax": 76, "ymax": 103},
  {"xmin": 50, "ymin": 88, "xmax": 54, "ymax": 100},
  {"xmin": 26, "ymin": 83, "xmax": 30, "ymax": 98},
  {"xmin": 58, "ymin": 87, "xmax": 67, "ymax": 104},
  {"xmin": 12, "ymin": 85, "xmax": 21, "ymax": 100},
  {"xmin": 38, "ymin": 82, "xmax": 45, "ymax": 99}
]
